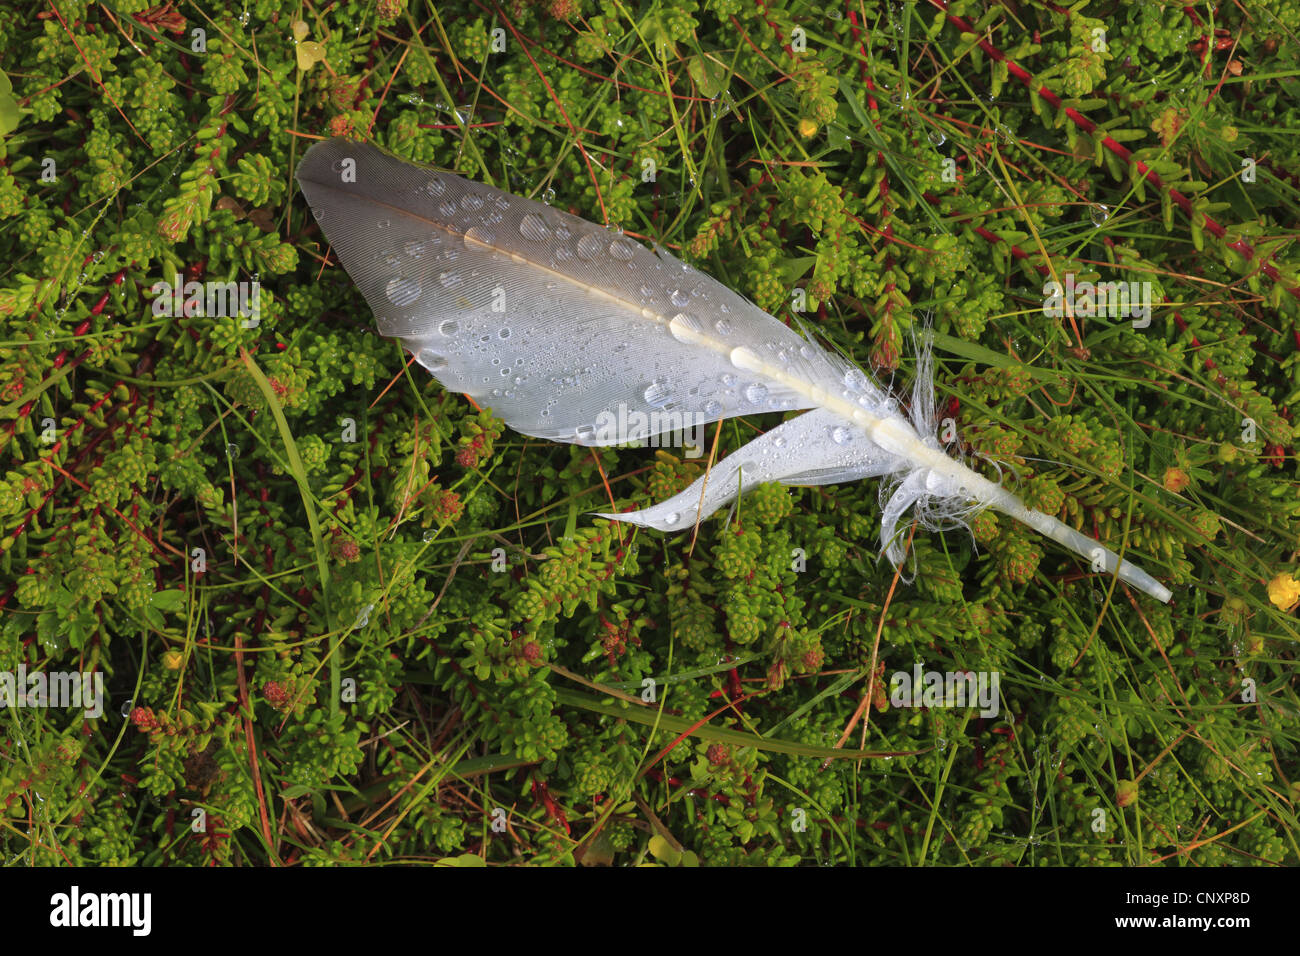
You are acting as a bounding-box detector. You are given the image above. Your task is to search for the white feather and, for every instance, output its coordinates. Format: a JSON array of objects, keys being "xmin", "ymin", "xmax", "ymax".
[{"xmin": 296, "ymin": 138, "xmax": 1173, "ymax": 603}]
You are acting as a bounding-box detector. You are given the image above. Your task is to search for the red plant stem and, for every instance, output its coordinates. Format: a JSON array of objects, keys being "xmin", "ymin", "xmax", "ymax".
[
  {"xmin": 233, "ymin": 626, "xmax": 280, "ymax": 864},
  {"xmin": 923, "ymin": 0, "xmax": 1300, "ymax": 303},
  {"xmin": 921, "ymin": 190, "xmax": 1044, "ymax": 270}
]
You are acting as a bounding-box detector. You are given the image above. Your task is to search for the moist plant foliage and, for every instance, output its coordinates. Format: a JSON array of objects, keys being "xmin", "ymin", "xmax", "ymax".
[{"xmin": 0, "ymin": 0, "xmax": 1297, "ymax": 867}]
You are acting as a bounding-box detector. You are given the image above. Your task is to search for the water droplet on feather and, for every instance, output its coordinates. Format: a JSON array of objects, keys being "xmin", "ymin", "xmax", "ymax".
[
  {"xmin": 669, "ymin": 313, "xmax": 704, "ymax": 343},
  {"xmin": 519, "ymin": 213, "xmax": 550, "ymax": 241},
  {"xmin": 386, "ymin": 276, "xmax": 422, "ymax": 305},
  {"xmin": 418, "ymin": 349, "xmax": 447, "ymax": 371},
  {"xmin": 644, "ymin": 380, "xmax": 674, "ymax": 408}
]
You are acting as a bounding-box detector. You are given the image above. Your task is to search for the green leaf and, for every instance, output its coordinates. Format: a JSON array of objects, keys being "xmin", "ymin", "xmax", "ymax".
[
  {"xmin": 642, "ymin": 15, "xmax": 678, "ymax": 60},
  {"xmin": 647, "ymin": 834, "xmax": 682, "ymax": 866},
  {"xmin": 240, "ymin": 349, "xmax": 336, "ymax": 711},
  {"xmin": 150, "ymin": 589, "xmax": 186, "ymax": 613},
  {"xmin": 0, "ymin": 95, "xmax": 19, "ymax": 137},
  {"xmin": 688, "ymin": 55, "xmax": 728, "ymax": 98},
  {"xmin": 0, "ymin": 71, "xmax": 16, "ymax": 138},
  {"xmin": 930, "ymin": 332, "xmax": 1062, "ymax": 382}
]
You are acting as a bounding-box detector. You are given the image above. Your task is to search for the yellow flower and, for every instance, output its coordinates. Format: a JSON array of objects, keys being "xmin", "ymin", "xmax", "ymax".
[
  {"xmin": 798, "ymin": 118, "xmax": 818, "ymax": 138},
  {"xmin": 1267, "ymin": 573, "xmax": 1300, "ymax": 611}
]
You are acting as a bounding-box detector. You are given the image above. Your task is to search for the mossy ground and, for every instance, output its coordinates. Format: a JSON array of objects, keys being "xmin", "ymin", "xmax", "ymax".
[{"xmin": 0, "ymin": 0, "xmax": 1298, "ymax": 865}]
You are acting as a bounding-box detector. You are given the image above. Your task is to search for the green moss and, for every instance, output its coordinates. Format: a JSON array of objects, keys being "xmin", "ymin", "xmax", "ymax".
[{"xmin": 0, "ymin": 0, "xmax": 1297, "ymax": 867}]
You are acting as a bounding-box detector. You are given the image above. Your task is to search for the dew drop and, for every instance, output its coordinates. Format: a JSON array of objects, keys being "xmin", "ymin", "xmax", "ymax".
[
  {"xmin": 744, "ymin": 382, "xmax": 768, "ymax": 404},
  {"xmin": 386, "ymin": 275, "xmax": 422, "ymax": 305},
  {"xmin": 425, "ymin": 177, "xmax": 447, "ymax": 198},
  {"xmin": 609, "ymin": 239, "xmax": 636, "ymax": 261},
  {"xmin": 644, "ymin": 379, "xmax": 674, "ymax": 408},
  {"xmin": 226, "ymin": 443, "xmax": 239, "ymax": 459},
  {"xmin": 928, "ymin": 129, "xmax": 946, "ymax": 146},
  {"xmin": 519, "ymin": 213, "xmax": 550, "ymax": 241},
  {"xmin": 438, "ymin": 200, "xmax": 458, "ymax": 217},
  {"xmin": 121, "ymin": 698, "xmax": 133, "ymax": 717},
  {"xmin": 703, "ymin": 399, "xmax": 723, "ymax": 416},
  {"xmin": 353, "ymin": 604, "xmax": 374, "ymax": 630},
  {"xmin": 729, "ymin": 347, "xmax": 762, "ymax": 371},
  {"xmin": 721, "ymin": 373, "xmax": 737, "ymax": 386},
  {"xmin": 576, "ymin": 233, "xmax": 604, "ymax": 260},
  {"xmin": 438, "ymin": 319, "xmax": 460, "ymax": 336},
  {"xmin": 575, "ymin": 424, "xmax": 597, "ymax": 441},
  {"xmin": 542, "ymin": 187, "xmax": 557, "ymax": 205},
  {"xmin": 1090, "ymin": 203, "xmax": 1109, "ymax": 226},
  {"xmin": 773, "ymin": 435, "xmax": 787, "ymax": 448},
  {"xmin": 461, "ymin": 194, "xmax": 485, "ymax": 211},
  {"xmin": 830, "ymin": 425, "xmax": 851, "ymax": 444},
  {"xmin": 404, "ymin": 240, "xmax": 429, "ymax": 258},
  {"xmin": 670, "ymin": 288, "xmax": 689, "ymax": 307},
  {"xmin": 464, "ymin": 225, "xmax": 495, "ymax": 246},
  {"xmin": 498, "ymin": 328, "xmax": 511, "ymax": 339},
  {"xmin": 664, "ymin": 512, "xmax": 680, "ymax": 526},
  {"xmin": 668, "ymin": 312, "xmax": 705, "ymax": 344},
  {"xmin": 438, "ymin": 271, "xmax": 463, "ymax": 290},
  {"xmin": 715, "ymin": 319, "xmax": 732, "ymax": 335},
  {"xmin": 423, "ymin": 529, "xmax": 436, "ymax": 542}
]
